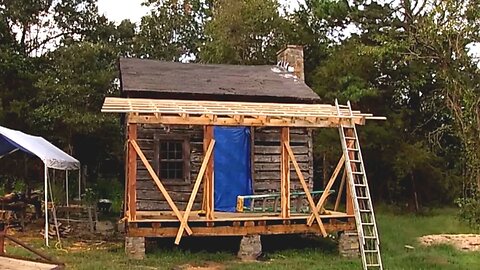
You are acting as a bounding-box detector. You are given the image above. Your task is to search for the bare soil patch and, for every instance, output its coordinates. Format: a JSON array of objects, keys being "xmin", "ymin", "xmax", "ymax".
[{"xmin": 418, "ymin": 234, "xmax": 480, "ymax": 251}]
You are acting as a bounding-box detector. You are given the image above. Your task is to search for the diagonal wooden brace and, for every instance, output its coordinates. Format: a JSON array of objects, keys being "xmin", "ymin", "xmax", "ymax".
[
  {"xmin": 283, "ymin": 142, "xmax": 327, "ymax": 237},
  {"xmin": 307, "ymin": 155, "xmax": 345, "ymax": 226},
  {"xmin": 175, "ymin": 139, "xmax": 215, "ymax": 245},
  {"xmin": 130, "ymin": 139, "xmax": 193, "ymax": 235}
]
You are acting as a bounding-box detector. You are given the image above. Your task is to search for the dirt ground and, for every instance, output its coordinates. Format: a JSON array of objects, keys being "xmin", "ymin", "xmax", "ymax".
[{"xmin": 418, "ymin": 234, "xmax": 480, "ymax": 251}]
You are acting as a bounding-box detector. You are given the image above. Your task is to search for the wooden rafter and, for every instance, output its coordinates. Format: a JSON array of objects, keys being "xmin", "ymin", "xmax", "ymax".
[
  {"xmin": 102, "ymin": 97, "xmax": 385, "ymax": 128},
  {"xmin": 130, "ymin": 140, "xmax": 193, "ymax": 235},
  {"xmin": 175, "ymin": 139, "xmax": 216, "ymax": 245}
]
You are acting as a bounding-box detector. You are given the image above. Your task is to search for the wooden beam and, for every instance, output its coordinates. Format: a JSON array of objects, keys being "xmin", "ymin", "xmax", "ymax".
[
  {"xmin": 130, "ymin": 139, "xmax": 193, "ymax": 235},
  {"xmin": 284, "ymin": 142, "xmax": 327, "ymax": 237},
  {"xmin": 334, "ymin": 169, "xmax": 346, "ymax": 212},
  {"xmin": 280, "ymin": 127, "xmax": 290, "ymax": 218},
  {"xmin": 175, "ymin": 139, "xmax": 216, "ymax": 245},
  {"xmin": 202, "ymin": 126, "xmax": 215, "ymax": 220},
  {"xmin": 307, "ymin": 155, "xmax": 345, "ymax": 226},
  {"xmin": 127, "ymin": 123, "xmax": 137, "ymax": 221},
  {"xmin": 127, "ymin": 114, "xmax": 367, "ymax": 127},
  {"xmin": 128, "ymin": 222, "xmax": 355, "ymax": 238}
]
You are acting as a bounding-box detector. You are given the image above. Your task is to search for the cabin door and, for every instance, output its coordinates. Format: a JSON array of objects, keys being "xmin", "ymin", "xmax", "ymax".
[{"xmin": 213, "ymin": 126, "xmax": 253, "ymax": 212}]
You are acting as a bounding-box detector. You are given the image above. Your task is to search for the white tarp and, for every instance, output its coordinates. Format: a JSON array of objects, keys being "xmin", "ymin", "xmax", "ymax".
[{"xmin": 0, "ymin": 126, "xmax": 79, "ymax": 170}]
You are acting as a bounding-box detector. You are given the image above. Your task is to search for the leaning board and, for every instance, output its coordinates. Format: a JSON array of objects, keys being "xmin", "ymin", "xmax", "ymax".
[{"xmin": 0, "ymin": 256, "xmax": 62, "ymax": 270}]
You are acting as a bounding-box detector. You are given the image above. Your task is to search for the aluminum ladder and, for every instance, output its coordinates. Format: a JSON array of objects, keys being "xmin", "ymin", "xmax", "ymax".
[{"xmin": 335, "ymin": 99, "xmax": 383, "ymax": 270}]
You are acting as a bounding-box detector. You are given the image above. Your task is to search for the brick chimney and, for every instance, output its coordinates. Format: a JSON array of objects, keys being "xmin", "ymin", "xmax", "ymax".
[{"xmin": 276, "ymin": 45, "xmax": 304, "ymax": 81}]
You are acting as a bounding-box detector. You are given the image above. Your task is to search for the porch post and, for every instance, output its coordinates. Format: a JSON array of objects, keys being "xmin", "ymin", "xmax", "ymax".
[
  {"xmin": 280, "ymin": 127, "xmax": 290, "ymax": 218},
  {"xmin": 203, "ymin": 126, "xmax": 215, "ymax": 220},
  {"xmin": 128, "ymin": 123, "xmax": 138, "ymax": 221}
]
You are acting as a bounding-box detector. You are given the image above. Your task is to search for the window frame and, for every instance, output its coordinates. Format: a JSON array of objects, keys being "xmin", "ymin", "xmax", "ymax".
[{"xmin": 154, "ymin": 133, "xmax": 190, "ymax": 185}]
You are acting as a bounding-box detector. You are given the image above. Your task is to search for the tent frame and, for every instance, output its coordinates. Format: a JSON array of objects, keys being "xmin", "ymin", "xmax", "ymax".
[{"xmin": 102, "ymin": 97, "xmax": 385, "ymax": 244}]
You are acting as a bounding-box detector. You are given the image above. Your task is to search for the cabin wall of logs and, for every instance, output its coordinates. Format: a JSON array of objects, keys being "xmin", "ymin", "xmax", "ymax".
[{"xmin": 134, "ymin": 124, "xmax": 313, "ymax": 211}]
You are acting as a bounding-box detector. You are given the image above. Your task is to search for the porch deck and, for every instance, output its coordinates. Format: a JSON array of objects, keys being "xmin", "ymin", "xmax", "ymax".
[{"xmin": 126, "ymin": 210, "xmax": 355, "ymax": 238}]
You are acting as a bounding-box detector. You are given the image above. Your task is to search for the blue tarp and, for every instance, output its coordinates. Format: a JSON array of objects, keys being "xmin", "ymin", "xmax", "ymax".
[{"xmin": 214, "ymin": 127, "xmax": 253, "ymax": 212}]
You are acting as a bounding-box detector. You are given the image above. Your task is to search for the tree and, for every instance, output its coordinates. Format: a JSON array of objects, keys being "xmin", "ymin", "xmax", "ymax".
[
  {"xmin": 200, "ymin": 0, "xmax": 287, "ymax": 64},
  {"xmin": 135, "ymin": 0, "xmax": 209, "ymax": 61}
]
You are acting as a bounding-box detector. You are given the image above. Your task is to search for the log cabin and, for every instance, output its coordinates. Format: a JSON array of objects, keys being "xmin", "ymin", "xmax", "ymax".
[
  {"xmin": 120, "ymin": 46, "xmax": 318, "ymax": 212},
  {"xmin": 102, "ymin": 45, "xmax": 385, "ymax": 269}
]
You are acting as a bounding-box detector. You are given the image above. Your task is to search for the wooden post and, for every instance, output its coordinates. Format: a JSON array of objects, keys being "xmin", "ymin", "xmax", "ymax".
[
  {"xmin": 128, "ymin": 123, "xmax": 137, "ymax": 221},
  {"xmin": 280, "ymin": 127, "xmax": 290, "ymax": 218},
  {"xmin": 334, "ymin": 170, "xmax": 346, "ymax": 211},
  {"xmin": 203, "ymin": 126, "xmax": 214, "ymax": 220}
]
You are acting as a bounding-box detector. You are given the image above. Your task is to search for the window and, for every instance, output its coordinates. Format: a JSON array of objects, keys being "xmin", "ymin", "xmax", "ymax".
[
  {"xmin": 154, "ymin": 134, "xmax": 190, "ymax": 183},
  {"xmin": 159, "ymin": 141, "xmax": 184, "ymax": 180}
]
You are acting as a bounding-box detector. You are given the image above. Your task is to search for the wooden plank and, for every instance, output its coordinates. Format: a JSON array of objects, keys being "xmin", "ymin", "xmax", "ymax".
[
  {"xmin": 126, "ymin": 114, "xmax": 366, "ymax": 128},
  {"xmin": 307, "ymin": 155, "xmax": 345, "ymax": 226},
  {"xmin": 0, "ymin": 257, "xmax": 62, "ymax": 270},
  {"xmin": 130, "ymin": 139, "xmax": 193, "ymax": 235},
  {"xmin": 175, "ymin": 139, "xmax": 215, "ymax": 244},
  {"xmin": 128, "ymin": 123, "xmax": 137, "ymax": 221},
  {"xmin": 284, "ymin": 142, "xmax": 327, "ymax": 237},
  {"xmin": 127, "ymin": 222, "xmax": 355, "ymax": 238}
]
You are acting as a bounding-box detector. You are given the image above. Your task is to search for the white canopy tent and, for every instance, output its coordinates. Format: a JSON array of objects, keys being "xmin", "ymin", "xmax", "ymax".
[{"xmin": 0, "ymin": 126, "xmax": 80, "ymax": 246}]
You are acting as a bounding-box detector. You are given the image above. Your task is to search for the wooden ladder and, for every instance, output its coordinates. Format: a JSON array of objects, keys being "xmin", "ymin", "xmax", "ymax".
[{"xmin": 336, "ymin": 100, "xmax": 383, "ymax": 270}]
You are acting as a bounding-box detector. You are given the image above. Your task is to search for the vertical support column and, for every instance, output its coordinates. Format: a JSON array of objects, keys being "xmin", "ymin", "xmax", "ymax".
[
  {"xmin": 128, "ymin": 123, "xmax": 138, "ymax": 221},
  {"xmin": 203, "ymin": 126, "xmax": 214, "ymax": 220},
  {"xmin": 280, "ymin": 127, "xmax": 290, "ymax": 218}
]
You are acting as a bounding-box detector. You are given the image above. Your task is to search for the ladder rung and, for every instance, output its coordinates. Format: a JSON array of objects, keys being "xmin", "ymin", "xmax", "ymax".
[
  {"xmin": 360, "ymin": 209, "xmax": 371, "ymax": 213},
  {"xmin": 364, "ymin": 249, "xmax": 378, "ymax": 253},
  {"xmin": 367, "ymin": 264, "xmax": 381, "ymax": 267},
  {"xmin": 362, "ymin": 222, "xmax": 375, "ymax": 226},
  {"xmin": 357, "ymin": 196, "xmax": 369, "ymax": 200},
  {"xmin": 352, "ymin": 171, "xmax": 364, "ymax": 175},
  {"xmin": 347, "ymin": 148, "xmax": 359, "ymax": 151},
  {"xmin": 364, "ymin": 235, "xmax": 377, "ymax": 239},
  {"xmin": 355, "ymin": 184, "xmax": 367, "ymax": 187},
  {"xmin": 350, "ymin": 159, "xmax": 361, "ymax": 163},
  {"xmin": 344, "ymin": 136, "xmax": 356, "ymax": 140}
]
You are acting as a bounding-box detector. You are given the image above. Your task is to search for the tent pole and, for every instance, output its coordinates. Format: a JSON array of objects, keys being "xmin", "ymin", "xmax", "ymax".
[
  {"xmin": 78, "ymin": 169, "xmax": 81, "ymax": 201},
  {"xmin": 44, "ymin": 165, "xmax": 49, "ymax": 247},
  {"xmin": 66, "ymin": 170, "xmax": 69, "ymax": 206}
]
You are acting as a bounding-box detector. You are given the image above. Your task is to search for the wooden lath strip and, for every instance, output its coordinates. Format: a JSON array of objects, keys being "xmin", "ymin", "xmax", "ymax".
[
  {"xmin": 130, "ymin": 139, "xmax": 193, "ymax": 235},
  {"xmin": 307, "ymin": 155, "xmax": 345, "ymax": 226},
  {"xmin": 174, "ymin": 139, "xmax": 216, "ymax": 245},
  {"xmin": 283, "ymin": 142, "xmax": 327, "ymax": 237}
]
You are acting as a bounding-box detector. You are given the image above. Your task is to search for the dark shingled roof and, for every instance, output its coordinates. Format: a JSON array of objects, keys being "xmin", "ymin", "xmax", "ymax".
[{"xmin": 119, "ymin": 58, "xmax": 321, "ymax": 103}]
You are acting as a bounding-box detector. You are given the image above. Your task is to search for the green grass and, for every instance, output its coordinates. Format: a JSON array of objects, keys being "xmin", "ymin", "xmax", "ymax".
[{"xmin": 5, "ymin": 208, "xmax": 480, "ymax": 269}]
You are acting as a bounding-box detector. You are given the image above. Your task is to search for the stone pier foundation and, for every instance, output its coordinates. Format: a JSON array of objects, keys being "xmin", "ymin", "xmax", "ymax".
[
  {"xmin": 338, "ymin": 231, "xmax": 360, "ymax": 258},
  {"xmin": 237, "ymin": 235, "xmax": 262, "ymax": 260},
  {"xmin": 125, "ymin": 236, "xmax": 145, "ymax": 259}
]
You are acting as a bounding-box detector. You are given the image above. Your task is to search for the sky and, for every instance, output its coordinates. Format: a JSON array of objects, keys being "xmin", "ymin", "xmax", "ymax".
[
  {"xmin": 97, "ymin": 0, "xmax": 304, "ymax": 23},
  {"xmin": 97, "ymin": 0, "xmax": 479, "ymax": 59}
]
